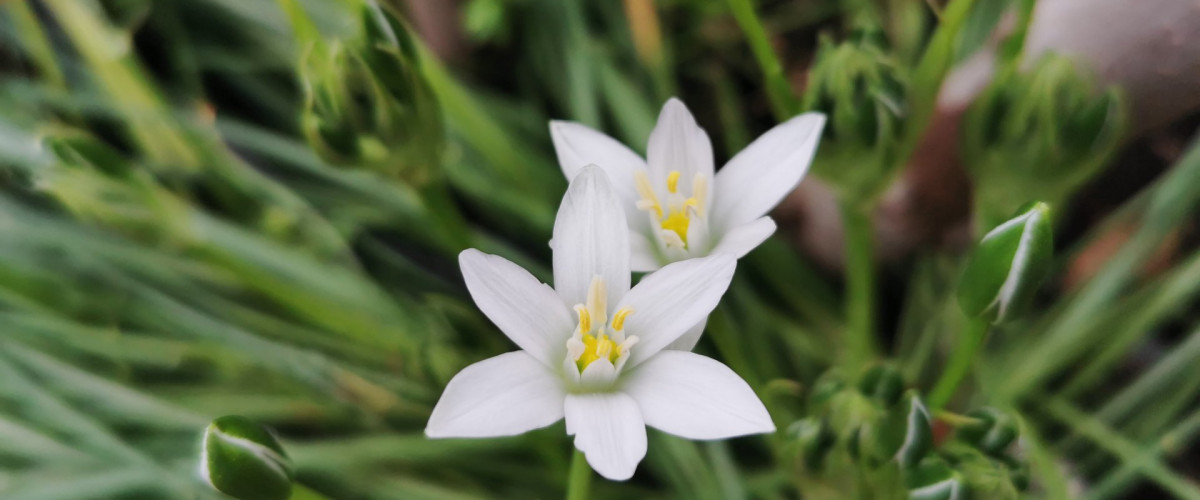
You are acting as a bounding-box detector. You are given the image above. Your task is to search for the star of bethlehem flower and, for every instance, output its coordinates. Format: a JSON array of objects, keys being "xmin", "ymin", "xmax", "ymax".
[
  {"xmin": 550, "ymin": 98, "xmax": 826, "ymax": 272},
  {"xmin": 426, "ymin": 167, "xmax": 774, "ymax": 481}
]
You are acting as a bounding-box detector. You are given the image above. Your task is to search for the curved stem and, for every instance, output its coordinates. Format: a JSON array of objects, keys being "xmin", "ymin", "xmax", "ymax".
[
  {"xmin": 928, "ymin": 318, "xmax": 989, "ymax": 409},
  {"xmin": 840, "ymin": 201, "xmax": 877, "ymax": 369},
  {"xmin": 724, "ymin": 0, "xmax": 800, "ymax": 120},
  {"xmin": 565, "ymin": 448, "xmax": 591, "ymax": 500}
]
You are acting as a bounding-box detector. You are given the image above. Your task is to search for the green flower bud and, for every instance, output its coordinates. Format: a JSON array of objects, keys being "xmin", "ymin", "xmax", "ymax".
[
  {"xmin": 857, "ymin": 364, "xmax": 905, "ymax": 407},
  {"xmin": 955, "ymin": 407, "xmax": 1019, "ymax": 457},
  {"xmin": 801, "ymin": 30, "xmax": 908, "ymax": 203},
  {"xmin": 808, "ymin": 374, "xmax": 847, "ymax": 411},
  {"xmin": 300, "ymin": 2, "xmax": 442, "ymax": 184},
  {"xmin": 862, "ymin": 392, "xmax": 933, "ymax": 468},
  {"xmin": 957, "ymin": 202, "xmax": 1054, "ymax": 324},
  {"xmin": 788, "ymin": 417, "xmax": 836, "ymax": 471},
  {"xmin": 907, "ymin": 457, "xmax": 969, "ymax": 500},
  {"xmin": 201, "ymin": 415, "xmax": 293, "ymax": 500},
  {"xmin": 963, "ymin": 55, "xmax": 1125, "ymax": 224}
]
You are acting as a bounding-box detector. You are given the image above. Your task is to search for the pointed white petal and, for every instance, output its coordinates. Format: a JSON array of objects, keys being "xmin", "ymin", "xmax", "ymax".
[
  {"xmin": 617, "ymin": 255, "xmax": 736, "ymax": 367},
  {"xmin": 553, "ymin": 166, "xmax": 632, "ymax": 308},
  {"xmin": 578, "ymin": 358, "xmax": 619, "ymax": 390},
  {"xmin": 646, "ymin": 98, "xmax": 714, "ymax": 193},
  {"xmin": 713, "ymin": 113, "xmax": 825, "ymax": 230},
  {"xmin": 709, "ymin": 217, "xmax": 777, "ymax": 259},
  {"xmin": 665, "ymin": 318, "xmax": 707, "ymax": 351},
  {"xmin": 630, "ymin": 233, "xmax": 663, "ymax": 272},
  {"xmin": 550, "ymin": 121, "xmax": 647, "ymax": 227},
  {"xmin": 460, "ymin": 249, "xmax": 574, "ymax": 366},
  {"xmin": 564, "ymin": 393, "xmax": 647, "ymax": 481},
  {"xmin": 426, "ymin": 352, "xmax": 565, "ymax": 438},
  {"xmin": 624, "ymin": 351, "xmax": 774, "ymax": 440}
]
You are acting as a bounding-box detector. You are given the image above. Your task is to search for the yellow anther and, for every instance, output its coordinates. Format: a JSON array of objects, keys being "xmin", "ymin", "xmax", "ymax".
[
  {"xmin": 611, "ymin": 307, "xmax": 634, "ymax": 331},
  {"xmin": 586, "ymin": 277, "xmax": 607, "ymax": 331},
  {"xmin": 666, "ymin": 170, "xmax": 681, "ymax": 193},
  {"xmin": 574, "ymin": 304, "xmax": 591, "ymax": 334},
  {"xmin": 634, "ymin": 170, "xmax": 662, "ymax": 218}
]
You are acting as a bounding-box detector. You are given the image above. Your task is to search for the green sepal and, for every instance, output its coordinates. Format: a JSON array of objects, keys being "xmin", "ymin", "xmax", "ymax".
[
  {"xmin": 955, "ymin": 407, "xmax": 1019, "ymax": 456},
  {"xmin": 202, "ymin": 415, "xmax": 293, "ymax": 500},
  {"xmin": 788, "ymin": 417, "xmax": 836, "ymax": 472},
  {"xmin": 906, "ymin": 457, "xmax": 969, "ymax": 500},
  {"xmin": 957, "ymin": 202, "xmax": 1053, "ymax": 324},
  {"xmin": 864, "ymin": 392, "xmax": 933, "ymax": 468},
  {"xmin": 857, "ymin": 364, "xmax": 905, "ymax": 407}
]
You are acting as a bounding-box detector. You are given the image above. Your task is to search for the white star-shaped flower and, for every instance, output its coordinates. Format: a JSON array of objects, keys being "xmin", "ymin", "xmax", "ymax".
[{"xmin": 426, "ymin": 166, "xmax": 774, "ymax": 481}]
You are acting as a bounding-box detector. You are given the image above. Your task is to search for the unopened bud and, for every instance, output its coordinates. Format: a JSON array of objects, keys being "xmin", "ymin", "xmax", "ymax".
[
  {"xmin": 201, "ymin": 415, "xmax": 293, "ymax": 500},
  {"xmin": 957, "ymin": 202, "xmax": 1054, "ymax": 324}
]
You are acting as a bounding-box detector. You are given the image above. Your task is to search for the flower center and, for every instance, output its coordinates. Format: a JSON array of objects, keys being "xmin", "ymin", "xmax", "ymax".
[
  {"xmin": 635, "ymin": 169, "xmax": 707, "ymax": 249},
  {"xmin": 566, "ymin": 276, "xmax": 638, "ymax": 373}
]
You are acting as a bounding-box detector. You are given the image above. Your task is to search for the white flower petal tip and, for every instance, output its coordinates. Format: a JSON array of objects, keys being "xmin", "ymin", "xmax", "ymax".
[
  {"xmin": 552, "ymin": 166, "xmax": 631, "ymax": 308},
  {"xmin": 618, "ymin": 254, "xmax": 737, "ymax": 367},
  {"xmin": 713, "ymin": 112, "xmax": 827, "ymax": 230},
  {"xmin": 624, "ymin": 351, "xmax": 775, "ymax": 440},
  {"xmin": 565, "ymin": 393, "xmax": 647, "ymax": 481},
  {"xmin": 458, "ymin": 249, "xmax": 573, "ymax": 366},
  {"xmin": 548, "ymin": 121, "xmax": 647, "ymax": 216},
  {"xmin": 425, "ymin": 352, "xmax": 565, "ymax": 439},
  {"xmin": 709, "ymin": 217, "xmax": 778, "ymax": 259}
]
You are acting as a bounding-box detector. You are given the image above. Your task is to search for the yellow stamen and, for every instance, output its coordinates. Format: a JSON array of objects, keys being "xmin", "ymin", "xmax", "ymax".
[
  {"xmin": 691, "ymin": 173, "xmax": 707, "ymax": 216},
  {"xmin": 666, "ymin": 170, "xmax": 681, "ymax": 193},
  {"xmin": 586, "ymin": 277, "xmax": 606, "ymax": 331},
  {"xmin": 574, "ymin": 304, "xmax": 591, "ymax": 334},
  {"xmin": 661, "ymin": 208, "xmax": 690, "ymax": 245},
  {"xmin": 611, "ymin": 307, "xmax": 635, "ymax": 331},
  {"xmin": 633, "ymin": 170, "xmax": 662, "ymax": 218},
  {"xmin": 576, "ymin": 333, "xmax": 620, "ymax": 371}
]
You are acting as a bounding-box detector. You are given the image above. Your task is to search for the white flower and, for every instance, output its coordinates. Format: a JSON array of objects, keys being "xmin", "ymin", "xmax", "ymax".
[
  {"xmin": 550, "ymin": 98, "xmax": 825, "ymax": 272},
  {"xmin": 426, "ymin": 167, "xmax": 774, "ymax": 481}
]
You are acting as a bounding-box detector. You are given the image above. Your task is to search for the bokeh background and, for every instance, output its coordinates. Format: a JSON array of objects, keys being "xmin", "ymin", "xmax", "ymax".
[{"xmin": 0, "ymin": 0, "xmax": 1198, "ymax": 498}]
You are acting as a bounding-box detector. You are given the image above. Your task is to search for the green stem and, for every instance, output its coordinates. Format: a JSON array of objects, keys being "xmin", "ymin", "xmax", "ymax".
[
  {"xmin": 565, "ymin": 448, "xmax": 592, "ymax": 500},
  {"xmin": 724, "ymin": 0, "xmax": 800, "ymax": 120},
  {"xmin": 928, "ymin": 318, "xmax": 988, "ymax": 409},
  {"xmin": 840, "ymin": 201, "xmax": 877, "ymax": 369}
]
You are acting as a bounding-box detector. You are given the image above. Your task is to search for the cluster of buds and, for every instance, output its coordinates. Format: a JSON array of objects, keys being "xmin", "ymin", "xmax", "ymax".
[
  {"xmin": 300, "ymin": 2, "xmax": 443, "ymax": 185},
  {"xmin": 801, "ymin": 26, "xmax": 908, "ymax": 204},
  {"xmin": 962, "ymin": 54, "xmax": 1125, "ymax": 226},
  {"xmin": 786, "ymin": 366, "xmax": 1028, "ymax": 498}
]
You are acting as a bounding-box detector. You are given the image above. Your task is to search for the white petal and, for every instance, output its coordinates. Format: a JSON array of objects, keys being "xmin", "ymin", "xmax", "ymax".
[
  {"xmin": 709, "ymin": 217, "xmax": 777, "ymax": 259},
  {"xmin": 426, "ymin": 352, "xmax": 565, "ymax": 438},
  {"xmin": 617, "ymin": 255, "xmax": 736, "ymax": 367},
  {"xmin": 712, "ymin": 113, "xmax": 825, "ymax": 231},
  {"xmin": 550, "ymin": 121, "xmax": 647, "ymax": 228},
  {"xmin": 629, "ymin": 232, "xmax": 662, "ymax": 272},
  {"xmin": 646, "ymin": 98, "xmax": 714, "ymax": 197},
  {"xmin": 553, "ymin": 166, "xmax": 632, "ymax": 308},
  {"xmin": 460, "ymin": 249, "xmax": 574, "ymax": 366},
  {"xmin": 578, "ymin": 358, "xmax": 618, "ymax": 390},
  {"xmin": 665, "ymin": 318, "xmax": 707, "ymax": 351},
  {"xmin": 623, "ymin": 351, "xmax": 774, "ymax": 440},
  {"xmin": 564, "ymin": 393, "xmax": 647, "ymax": 481}
]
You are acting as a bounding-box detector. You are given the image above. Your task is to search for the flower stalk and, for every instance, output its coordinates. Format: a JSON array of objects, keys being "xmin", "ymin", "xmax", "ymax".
[{"xmin": 566, "ymin": 448, "xmax": 592, "ymax": 500}]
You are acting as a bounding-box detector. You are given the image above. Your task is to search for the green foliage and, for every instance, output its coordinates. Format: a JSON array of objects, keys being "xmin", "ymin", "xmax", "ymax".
[
  {"xmin": 957, "ymin": 202, "xmax": 1054, "ymax": 324},
  {"xmin": 0, "ymin": 0, "xmax": 1197, "ymax": 498}
]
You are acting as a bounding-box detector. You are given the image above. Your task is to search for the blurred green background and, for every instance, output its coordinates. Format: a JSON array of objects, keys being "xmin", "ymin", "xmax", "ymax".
[{"xmin": 0, "ymin": 0, "xmax": 1198, "ymax": 498}]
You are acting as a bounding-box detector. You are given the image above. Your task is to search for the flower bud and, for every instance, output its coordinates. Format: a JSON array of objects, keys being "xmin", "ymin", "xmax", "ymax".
[
  {"xmin": 201, "ymin": 415, "xmax": 293, "ymax": 500},
  {"xmin": 862, "ymin": 392, "xmax": 933, "ymax": 468},
  {"xmin": 957, "ymin": 202, "xmax": 1054, "ymax": 324},
  {"xmin": 906, "ymin": 457, "xmax": 968, "ymax": 500},
  {"xmin": 801, "ymin": 30, "xmax": 908, "ymax": 203},
  {"xmin": 300, "ymin": 3, "xmax": 442, "ymax": 184},
  {"xmin": 955, "ymin": 407, "xmax": 1019, "ymax": 457},
  {"xmin": 857, "ymin": 364, "xmax": 905, "ymax": 407},
  {"xmin": 963, "ymin": 54, "xmax": 1125, "ymax": 224}
]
